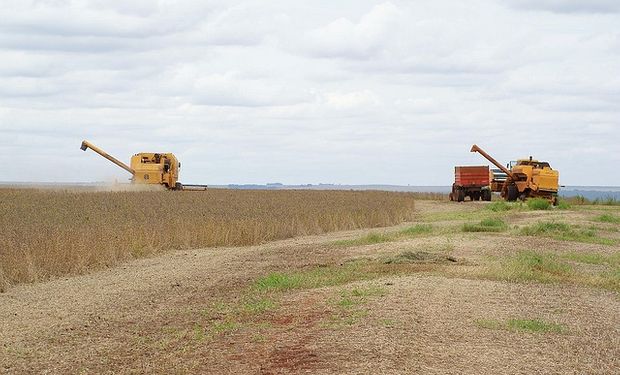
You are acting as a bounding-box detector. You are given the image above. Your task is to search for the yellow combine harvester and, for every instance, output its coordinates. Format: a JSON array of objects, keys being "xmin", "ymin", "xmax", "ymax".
[
  {"xmin": 80, "ymin": 140, "xmax": 184, "ymax": 190},
  {"xmin": 470, "ymin": 144, "xmax": 560, "ymax": 205}
]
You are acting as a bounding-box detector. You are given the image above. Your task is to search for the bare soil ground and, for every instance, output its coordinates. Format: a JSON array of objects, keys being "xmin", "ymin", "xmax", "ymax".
[{"xmin": 1, "ymin": 201, "xmax": 619, "ymax": 374}]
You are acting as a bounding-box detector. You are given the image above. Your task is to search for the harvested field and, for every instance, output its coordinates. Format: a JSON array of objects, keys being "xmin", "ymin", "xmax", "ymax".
[
  {"xmin": 0, "ymin": 188, "xmax": 415, "ymax": 289},
  {"xmin": 1, "ymin": 198, "xmax": 619, "ymax": 374}
]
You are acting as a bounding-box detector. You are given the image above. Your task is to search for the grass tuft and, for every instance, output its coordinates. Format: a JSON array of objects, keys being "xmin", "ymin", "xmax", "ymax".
[
  {"xmin": 362, "ymin": 233, "xmax": 393, "ymax": 244},
  {"xmin": 400, "ymin": 224, "xmax": 433, "ymax": 236},
  {"xmin": 556, "ymin": 200, "xmax": 571, "ymax": 210},
  {"xmin": 463, "ymin": 218, "xmax": 507, "ymax": 232},
  {"xmin": 521, "ymin": 221, "xmax": 571, "ymax": 234},
  {"xmin": 527, "ymin": 198, "xmax": 551, "ymax": 210},
  {"xmin": 486, "ymin": 201, "xmax": 513, "ymax": 212}
]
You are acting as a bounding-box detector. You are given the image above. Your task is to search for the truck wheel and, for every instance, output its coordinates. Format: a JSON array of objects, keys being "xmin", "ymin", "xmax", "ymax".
[
  {"xmin": 507, "ymin": 184, "xmax": 518, "ymax": 202},
  {"xmin": 483, "ymin": 190, "xmax": 492, "ymax": 201},
  {"xmin": 174, "ymin": 182, "xmax": 183, "ymax": 191},
  {"xmin": 457, "ymin": 190, "xmax": 465, "ymax": 202}
]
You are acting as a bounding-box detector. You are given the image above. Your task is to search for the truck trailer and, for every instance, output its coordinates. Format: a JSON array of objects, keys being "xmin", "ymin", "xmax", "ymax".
[{"xmin": 449, "ymin": 165, "xmax": 492, "ymax": 202}]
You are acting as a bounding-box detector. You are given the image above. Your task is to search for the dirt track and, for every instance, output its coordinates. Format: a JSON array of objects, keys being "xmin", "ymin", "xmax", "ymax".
[{"xmin": 1, "ymin": 201, "xmax": 619, "ymax": 374}]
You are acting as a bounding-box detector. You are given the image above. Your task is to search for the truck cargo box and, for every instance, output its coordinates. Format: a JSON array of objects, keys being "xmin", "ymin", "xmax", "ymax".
[{"xmin": 454, "ymin": 166, "xmax": 490, "ymax": 187}]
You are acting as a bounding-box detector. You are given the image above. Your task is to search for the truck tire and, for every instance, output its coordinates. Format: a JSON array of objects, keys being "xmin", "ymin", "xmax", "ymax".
[
  {"xmin": 457, "ymin": 189, "xmax": 465, "ymax": 202},
  {"xmin": 507, "ymin": 184, "xmax": 518, "ymax": 202},
  {"xmin": 483, "ymin": 189, "xmax": 492, "ymax": 201},
  {"xmin": 174, "ymin": 182, "xmax": 183, "ymax": 191}
]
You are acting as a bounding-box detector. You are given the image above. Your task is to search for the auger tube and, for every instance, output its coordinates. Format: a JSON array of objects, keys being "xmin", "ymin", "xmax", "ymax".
[
  {"xmin": 470, "ymin": 144, "xmax": 515, "ymax": 180},
  {"xmin": 80, "ymin": 140, "xmax": 135, "ymax": 175}
]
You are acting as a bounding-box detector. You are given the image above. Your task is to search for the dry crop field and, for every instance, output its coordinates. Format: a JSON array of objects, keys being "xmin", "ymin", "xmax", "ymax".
[
  {"xmin": 1, "ymin": 192, "xmax": 619, "ymax": 374},
  {"xmin": 0, "ymin": 188, "xmax": 416, "ymax": 290}
]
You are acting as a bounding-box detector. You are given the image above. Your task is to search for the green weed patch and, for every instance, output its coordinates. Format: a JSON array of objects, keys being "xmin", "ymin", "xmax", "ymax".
[
  {"xmin": 463, "ymin": 217, "xmax": 507, "ymax": 232},
  {"xmin": 594, "ymin": 214, "xmax": 620, "ymax": 224},
  {"xmin": 527, "ymin": 198, "xmax": 551, "ymax": 210},
  {"xmin": 486, "ymin": 201, "xmax": 514, "ymax": 212},
  {"xmin": 399, "ymin": 224, "xmax": 433, "ymax": 236},
  {"xmin": 334, "ymin": 224, "xmax": 434, "ymax": 247},
  {"xmin": 477, "ymin": 318, "xmax": 565, "ymax": 334},
  {"xmin": 383, "ymin": 250, "xmax": 457, "ymax": 264},
  {"xmin": 481, "ymin": 250, "xmax": 619, "ymax": 292},
  {"xmin": 520, "ymin": 221, "xmax": 615, "ymax": 245},
  {"xmin": 483, "ymin": 250, "xmax": 573, "ymax": 284},
  {"xmin": 563, "ymin": 252, "xmax": 620, "ymax": 266},
  {"xmin": 333, "ymin": 232, "xmax": 395, "ymax": 246}
]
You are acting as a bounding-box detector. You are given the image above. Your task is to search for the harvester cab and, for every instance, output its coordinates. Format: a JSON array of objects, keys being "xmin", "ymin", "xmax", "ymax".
[
  {"xmin": 130, "ymin": 152, "xmax": 181, "ymax": 190},
  {"xmin": 470, "ymin": 144, "xmax": 559, "ymax": 205}
]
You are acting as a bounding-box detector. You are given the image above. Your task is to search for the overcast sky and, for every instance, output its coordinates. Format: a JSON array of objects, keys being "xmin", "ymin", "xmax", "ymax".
[{"xmin": 1, "ymin": 0, "xmax": 619, "ymax": 186}]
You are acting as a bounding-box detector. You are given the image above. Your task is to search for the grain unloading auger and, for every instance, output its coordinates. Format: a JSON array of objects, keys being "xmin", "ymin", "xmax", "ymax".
[
  {"xmin": 470, "ymin": 144, "xmax": 559, "ymax": 205},
  {"xmin": 80, "ymin": 140, "xmax": 207, "ymax": 191}
]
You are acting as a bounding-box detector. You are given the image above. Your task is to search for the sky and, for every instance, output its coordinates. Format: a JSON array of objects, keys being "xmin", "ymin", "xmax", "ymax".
[{"xmin": 1, "ymin": 0, "xmax": 619, "ymax": 186}]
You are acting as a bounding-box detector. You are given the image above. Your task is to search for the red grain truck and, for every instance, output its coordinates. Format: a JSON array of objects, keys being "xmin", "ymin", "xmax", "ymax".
[{"xmin": 449, "ymin": 166, "xmax": 492, "ymax": 202}]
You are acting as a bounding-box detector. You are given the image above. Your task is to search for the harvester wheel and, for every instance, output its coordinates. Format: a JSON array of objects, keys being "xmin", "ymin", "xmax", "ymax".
[
  {"xmin": 507, "ymin": 184, "xmax": 518, "ymax": 202},
  {"xmin": 174, "ymin": 182, "xmax": 183, "ymax": 191}
]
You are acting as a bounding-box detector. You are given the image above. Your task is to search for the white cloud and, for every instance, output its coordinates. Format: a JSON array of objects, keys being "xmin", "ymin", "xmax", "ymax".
[
  {"xmin": 503, "ymin": 0, "xmax": 620, "ymax": 14},
  {"xmin": 303, "ymin": 2, "xmax": 400, "ymax": 59},
  {"xmin": 324, "ymin": 90, "xmax": 380, "ymax": 110}
]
